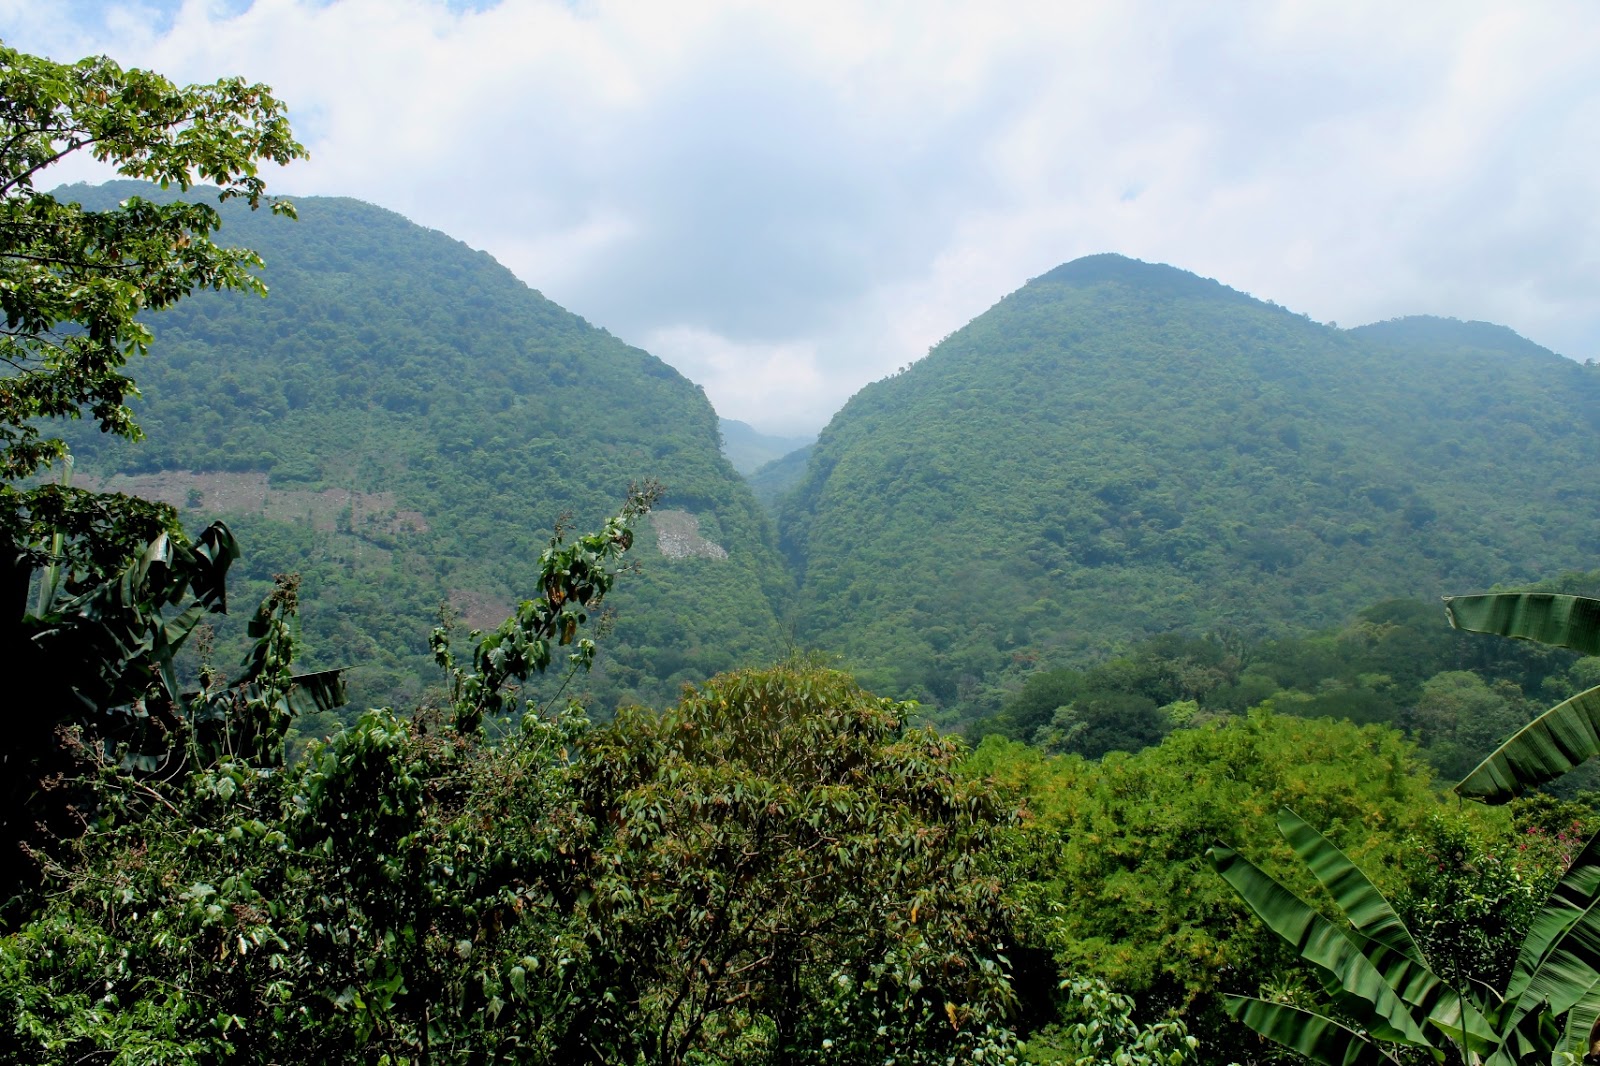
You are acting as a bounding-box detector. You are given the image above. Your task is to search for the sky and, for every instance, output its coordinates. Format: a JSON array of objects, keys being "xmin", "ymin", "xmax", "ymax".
[{"xmin": 7, "ymin": 0, "xmax": 1600, "ymax": 435}]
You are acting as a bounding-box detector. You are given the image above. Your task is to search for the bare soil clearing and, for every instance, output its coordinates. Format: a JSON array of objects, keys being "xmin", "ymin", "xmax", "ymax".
[{"xmin": 81, "ymin": 470, "xmax": 429, "ymax": 536}]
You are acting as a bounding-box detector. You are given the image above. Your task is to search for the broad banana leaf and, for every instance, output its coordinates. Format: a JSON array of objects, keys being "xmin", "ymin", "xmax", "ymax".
[
  {"xmin": 1221, "ymin": 996, "xmax": 1387, "ymax": 1066},
  {"xmin": 1208, "ymin": 844, "xmax": 1432, "ymax": 1045},
  {"xmin": 1455, "ymin": 686, "xmax": 1600, "ymax": 802},
  {"xmin": 1501, "ymin": 829, "xmax": 1600, "ymax": 1035},
  {"xmin": 1277, "ymin": 810, "xmax": 1494, "ymax": 1047},
  {"xmin": 186, "ymin": 667, "xmax": 347, "ymax": 732},
  {"xmin": 186, "ymin": 522, "xmax": 240, "ymax": 612},
  {"xmin": 1485, "ymin": 995, "xmax": 1568, "ymax": 1066},
  {"xmin": 119, "ymin": 668, "xmax": 348, "ymax": 772},
  {"xmin": 1557, "ymin": 995, "xmax": 1600, "ymax": 1066},
  {"xmin": 1279, "ymin": 810, "xmax": 1423, "ymax": 963},
  {"xmin": 275, "ymin": 668, "xmax": 347, "ymax": 716},
  {"xmin": 1444, "ymin": 593, "xmax": 1600, "ymax": 656}
]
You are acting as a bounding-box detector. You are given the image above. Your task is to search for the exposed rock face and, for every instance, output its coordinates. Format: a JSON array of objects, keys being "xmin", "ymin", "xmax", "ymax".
[{"xmin": 650, "ymin": 510, "xmax": 729, "ymax": 561}]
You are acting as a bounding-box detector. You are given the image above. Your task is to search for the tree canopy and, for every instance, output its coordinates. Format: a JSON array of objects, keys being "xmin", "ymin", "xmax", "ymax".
[{"xmin": 0, "ymin": 662, "xmax": 1022, "ymax": 1064}]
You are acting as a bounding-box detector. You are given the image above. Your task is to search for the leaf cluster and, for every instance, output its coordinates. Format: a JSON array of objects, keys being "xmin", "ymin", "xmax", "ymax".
[
  {"xmin": 966, "ymin": 711, "xmax": 1465, "ymax": 1063},
  {"xmin": 975, "ymin": 596, "xmax": 1587, "ymax": 781}
]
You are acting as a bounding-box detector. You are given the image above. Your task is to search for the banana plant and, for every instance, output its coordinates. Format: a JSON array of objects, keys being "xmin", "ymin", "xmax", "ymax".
[
  {"xmin": 1209, "ymin": 808, "xmax": 1600, "ymax": 1066},
  {"xmin": 1443, "ymin": 592, "xmax": 1600, "ymax": 802},
  {"xmin": 6, "ymin": 521, "xmax": 345, "ymax": 902},
  {"xmin": 20, "ymin": 522, "xmax": 346, "ymax": 771},
  {"xmin": 180, "ymin": 572, "xmax": 347, "ymax": 769}
]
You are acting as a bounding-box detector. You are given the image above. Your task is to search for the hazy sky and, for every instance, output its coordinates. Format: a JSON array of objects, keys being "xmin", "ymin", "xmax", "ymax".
[{"xmin": 8, "ymin": 1, "xmax": 1600, "ymax": 434}]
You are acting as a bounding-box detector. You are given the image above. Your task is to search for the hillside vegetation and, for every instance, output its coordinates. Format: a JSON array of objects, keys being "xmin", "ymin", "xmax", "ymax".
[
  {"xmin": 778, "ymin": 254, "xmax": 1600, "ymax": 718},
  {"xmin": 57, "ymin": 183, "xmax": 791, "ymax": 714}
]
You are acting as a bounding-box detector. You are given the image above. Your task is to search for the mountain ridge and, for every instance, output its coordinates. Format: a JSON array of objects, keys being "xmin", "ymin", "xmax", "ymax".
[
  {"xmin": 777, "ymin": 253, "xmax": 1599, "ymax": 718},
  {"xmin": 47, "ymin": 186, "xmax": 1597, "ymax": 722}
]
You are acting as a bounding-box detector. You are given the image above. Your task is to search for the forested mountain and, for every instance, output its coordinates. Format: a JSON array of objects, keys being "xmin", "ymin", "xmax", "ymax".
[
  {"xmin": 25, "ymin": 49, "xmax": 1600, "ymax": 1066},
  {"xmin": 57, "ymin": 182, "xmax": 790, "ymax": 714},
  {"xmin": 778, "ymin": 253, "xmax": 1600, "ymax": 718}
]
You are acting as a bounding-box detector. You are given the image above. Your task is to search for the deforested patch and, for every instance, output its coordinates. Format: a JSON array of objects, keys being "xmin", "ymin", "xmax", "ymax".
[{"xmin": 649, "ymin": 510, "xmax": 729, "ymax": 561}]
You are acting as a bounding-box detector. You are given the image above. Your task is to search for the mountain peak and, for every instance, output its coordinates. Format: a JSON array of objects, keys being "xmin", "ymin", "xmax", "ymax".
[
  {"xmin": 779, "ymin": 255, "xmax": 1600, "ymax": 713},
  {"xmin": 1034, "ymin": 253, "xmax": 1247, "ymax": 305}
]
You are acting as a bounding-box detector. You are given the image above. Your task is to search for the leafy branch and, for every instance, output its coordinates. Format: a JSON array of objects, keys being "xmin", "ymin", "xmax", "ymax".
[{"xmin": 431, "ymin": 482, "xmax": 661, "ymax": 732}]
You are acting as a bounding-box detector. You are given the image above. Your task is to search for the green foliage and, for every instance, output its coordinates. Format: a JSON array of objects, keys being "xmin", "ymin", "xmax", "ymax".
[
  {"xmin": 0, "ymin": 41, "xmax": 310, "ymax": 906},
  {"xmin": 1392, "ymin": 801, "xmax": 1593, "ymax": 993},
  {"xmin": 1445, "ymin": 591, "xmax": 1600, "ymax": 801},
  {"xmin": 56, "ymin": 182, "xmax": 790, "ymax": 716},
  {"xmin": 1194, "ymin": 582, "xmax": 1600, "ymax": 1066},
  {"xmin": 1, "ymin": 542, "xmax": 353, "ymax": 916},
  {"xmin": 0, "ymin": 43, "xmax": 303, "ymax": 580},
  {"xmin": 980, "ymin": 634, "xmax": 1243, "ymax": 758},
  {"xmin": 431, "ymin": 483, "xmax": 660, "ymax": 732},
  {"xmin": 567, "ymin": 663, "xmax": 1021, "ymax": 1063},
  {"xmin": 0, "ymin": 663, "xmax": 1023, "ymax": 1064},
  {"xmin": 183, "ymin": 573, "xmax": 349, "ymax": 769},
  {"xmin": 1407, "ymin": 670, "xmax": 1530, "ymax": 780},
  {"xmin": 1, "ymin": 520, "xmax": 235, "ymax": 902},
  {"xmin": 1019, "ymin": 977, "xmax": 1199, "ymax": 1066},
  {"xmin": 779, "ymin": 255, "xmax": 1600, "ymax": 718},
  {"xmin": 1033, "ymin": 692, "xmax": 1167, "ymax": 760},
  {"xmin": 974, "ymin": 598, "xmax": 1585, "ymax": 786},
  {"xmin": 966, "ymin": 712, "xmax": 1457, "ymax": 1062}
]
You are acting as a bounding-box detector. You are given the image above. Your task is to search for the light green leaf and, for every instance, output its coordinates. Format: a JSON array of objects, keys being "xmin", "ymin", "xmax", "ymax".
[
  {"xmin": 1208, "ymin": 843, "xmax": 1430, "ymax": 1045},
  {"xmin": 1275, "ymin": 810, "xmax": 1492, "ymax": 1047},
  {"xmin": 1278, "ymin": 809, "xmax": 1422, "ymax": 964},
  {"xmin": 1503, "ymin": 828, "xmax": 1600, "ymax": 1030}
]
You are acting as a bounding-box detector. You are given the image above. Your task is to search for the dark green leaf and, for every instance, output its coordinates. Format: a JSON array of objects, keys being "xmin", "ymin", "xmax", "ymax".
[
  {"xmin": 1444, "ymin": 593, "xmax": 1600, "ymax": 656},
  {"xmin": 1456, "ymin": 686, "xmax": 1600, "ymax": 802}
]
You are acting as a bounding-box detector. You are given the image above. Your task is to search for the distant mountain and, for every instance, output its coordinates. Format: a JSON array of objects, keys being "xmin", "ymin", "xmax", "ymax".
[
  {"xmin": 59, "ymin": 182, "xmax": 791, "ymax": 714},
  {"xmin": 779, "ymin": 254, "xmax": 1600, "ymax": 719},
  {"xmin": 719, "ymin": 419, "xmax": 815, "ymax": 475},
  {"xmin": 747, "ymin": 444, "xmax": 814, "ymax": 512}
]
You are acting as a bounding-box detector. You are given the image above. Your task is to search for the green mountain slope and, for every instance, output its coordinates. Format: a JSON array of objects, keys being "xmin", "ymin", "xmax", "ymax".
[
  {"xmin": 780, "ymin": 254, "xmax": 1600, "ymax": 718},
  {"xmin": 746, "ymin": 443, "xmax": 814, "ymax": 512},
  {"xmin": 59, "ymin": 182, "xmax": 789, "ymax": 713}
]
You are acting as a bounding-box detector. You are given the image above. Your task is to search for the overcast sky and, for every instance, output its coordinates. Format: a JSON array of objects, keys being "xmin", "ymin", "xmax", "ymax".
[{"xmin": 8, "ymin": 1, "xmax": 1599, "ymax": 435}]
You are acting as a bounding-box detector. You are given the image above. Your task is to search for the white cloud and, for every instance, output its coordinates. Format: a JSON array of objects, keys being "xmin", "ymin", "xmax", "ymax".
[
  {"xmin": 643, "ymin": 325, "xmax": 823, "ymax": 435},
  {"xmin": 7, "ymin": 0, "xmax": 1600, "ymax": 433}
]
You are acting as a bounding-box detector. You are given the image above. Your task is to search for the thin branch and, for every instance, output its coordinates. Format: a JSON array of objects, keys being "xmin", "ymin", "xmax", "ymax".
[{"xmin": 0, "ymin": 134, "xmax": 93, "ymax": 196}]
